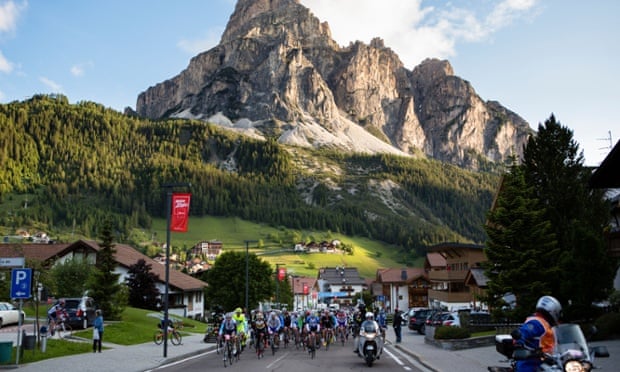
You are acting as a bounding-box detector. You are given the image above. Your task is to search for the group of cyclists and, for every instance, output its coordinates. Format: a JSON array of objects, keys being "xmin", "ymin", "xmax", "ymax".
[{"xmin": 212, "ymin": 303, "xmax": 388, "ymax": 358}]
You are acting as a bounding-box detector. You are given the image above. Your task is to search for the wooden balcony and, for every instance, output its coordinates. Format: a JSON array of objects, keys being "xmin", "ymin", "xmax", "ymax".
[
  {"xmin": 428, "ymin": 270, "xmax": 468, "ymax": 281},
  {"xmin": 427, "ymin": 289, "xmax": 472, "ymax": 303}
]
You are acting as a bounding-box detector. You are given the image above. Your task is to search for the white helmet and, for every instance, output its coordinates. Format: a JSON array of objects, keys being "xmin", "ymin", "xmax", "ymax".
[
  {"xmin": 536, "ymin": 295, "xmax": 562, "ymax": 323},
  {"xmin": 365, "ymin": 311, "xmax": 374, "ymax": 319}
]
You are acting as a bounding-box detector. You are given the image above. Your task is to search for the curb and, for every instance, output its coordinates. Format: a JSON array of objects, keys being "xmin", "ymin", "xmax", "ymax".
[{"xmin": 393, "ymin": 344, "xmax": 440, "ymax": 372}]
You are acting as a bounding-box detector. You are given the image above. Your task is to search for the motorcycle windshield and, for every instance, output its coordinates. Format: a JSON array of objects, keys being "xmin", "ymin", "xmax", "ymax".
[{"xmin": 552, "ymin": 324, "xmax": 590, "ymax": 361}]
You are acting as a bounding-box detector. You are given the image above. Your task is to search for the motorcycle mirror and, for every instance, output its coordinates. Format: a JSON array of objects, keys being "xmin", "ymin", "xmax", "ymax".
[{"xmin": 591, "ymin": 345, "xmax": 610, "ymax": 358}]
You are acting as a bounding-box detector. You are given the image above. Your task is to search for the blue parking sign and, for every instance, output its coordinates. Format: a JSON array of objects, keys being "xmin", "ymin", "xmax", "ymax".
[{"xmin": 11, "ymin": 268, "xmax": 32, "ymax": 299}]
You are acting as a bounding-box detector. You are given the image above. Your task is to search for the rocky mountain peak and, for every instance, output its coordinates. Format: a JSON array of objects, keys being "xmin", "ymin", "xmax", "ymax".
[{"xmin": 136, "ymin": 0, "xmax": 532, "ymax": 169}]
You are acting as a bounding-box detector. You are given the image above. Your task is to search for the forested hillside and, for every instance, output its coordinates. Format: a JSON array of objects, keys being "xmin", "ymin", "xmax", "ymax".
[{"xmin": 0, "ymin": 94, "xmax": 500, "ymax": 256}]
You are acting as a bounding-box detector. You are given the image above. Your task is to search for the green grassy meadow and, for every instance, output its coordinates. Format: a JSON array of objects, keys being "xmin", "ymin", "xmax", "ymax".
[{"xmin": 146, "ymin": 216, "xmax": 422, "ymax": 278}]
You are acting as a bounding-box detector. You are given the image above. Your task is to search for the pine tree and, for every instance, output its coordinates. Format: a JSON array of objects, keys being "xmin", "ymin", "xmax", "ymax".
[
  {"xmin": 483, "ymin": 162, "xmax": 558, "ymax": 321},
  {"xmin": 126, "ymin": 259, "xmax": 160, "ymax": 310},
  {"xmin": 522, "ymin": 115, "xmax": 615, "ymax": 319},
  {"xmin": 88, "ymin": 220, "xmax": 124, "ymax": 319}
]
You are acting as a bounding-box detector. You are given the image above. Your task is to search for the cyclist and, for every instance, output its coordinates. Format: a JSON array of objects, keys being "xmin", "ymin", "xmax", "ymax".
[
  {"xmin": 232, "ymin": 307, "xmax": 247, "ymax": 351},
  {"xmin": 252, "ymin": 311, "xmax": 268, "ymax": 352},
  {"xmin": 281, "ymin": 309, "xmax": 292, "ymax": 345},
  {"xmin": 266, "ymin": 311, "xmax": 282, "ymax": 347},
  {"xmin": 335, "ymin": 309, "xmax": 348, "ymax": 340},
  {"xmin": 47, "ymin": 299, "xmax": 67, "ymax": 335},
  {"xmin": 289, "ymin": 310, "xmax": 300, "ymax": 344},
  {"xmin": 319, "ymin": 309, "xmax": 334, "ymax": 346},
  {"xmin": 218, "ymin": 313, "xmax": 238, "ymax": 355},
  {"xmin": 305, "ymin": 310, "xmax": 321, "ymax": 351}
]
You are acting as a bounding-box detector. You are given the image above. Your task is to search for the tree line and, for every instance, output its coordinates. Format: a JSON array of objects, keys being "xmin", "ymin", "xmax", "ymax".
[{"xmin": 0, "ymin": 94, "xmax": 499, "ymax": 257}]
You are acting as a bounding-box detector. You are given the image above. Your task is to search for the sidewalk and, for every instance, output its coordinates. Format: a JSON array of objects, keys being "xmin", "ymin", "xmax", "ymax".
[
  {"xmin": 391, "ymin": 328, "xmax": 620, "ymax": 372},
  {"xmin": 0, "ymin": 330, "xmax": 214, "ymax": 372},
  {"xmin": 1, "ymin": 326, "xmax": 618, "ymax": 371}
]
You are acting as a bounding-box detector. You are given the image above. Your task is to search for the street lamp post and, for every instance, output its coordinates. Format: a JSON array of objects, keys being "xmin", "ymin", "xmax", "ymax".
[
  {"xmin": 244, "ymin": 240, "xmax": 258, "ymax": 313},
  {"xmin": 162, "ymin": 182, "xmax": 190, "ymax": 358}
]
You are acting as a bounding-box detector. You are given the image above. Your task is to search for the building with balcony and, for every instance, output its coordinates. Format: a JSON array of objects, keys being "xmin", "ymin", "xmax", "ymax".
[{"xmin": 425, "ymin": 242, "xmax": 486, "ymax": 310}]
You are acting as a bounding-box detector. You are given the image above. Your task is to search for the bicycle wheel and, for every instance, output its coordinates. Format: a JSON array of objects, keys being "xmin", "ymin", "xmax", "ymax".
[
  {"xmin": 222, "ymin": 340, "xmax": 229, "ymax": 367},
  {"xmin": 59, "ymin": 323, "xmax": 72, "ymax": 338},
  {"xmin": 171, "ymin": 331, "xmax": 182, "ymax": 345},
  {"xmin": 154, "ymin": 331, "xmax": 164, "ymax": 345},
  {"xmin": 256, "ymin": 335, "xmax": 264, "ymax": 359},
  {"xmin": 227, "ymin": 341, "xmax": 234, "ymax": 366}
]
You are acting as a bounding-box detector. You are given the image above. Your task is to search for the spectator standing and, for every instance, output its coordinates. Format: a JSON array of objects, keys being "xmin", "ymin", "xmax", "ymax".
[
  {"xmin": 392, "ymin": 308, "xmax": 403, "ymax": 343},
  {"xmin": 93, "ymin": 309, "xmax": 104, "ymax": 353}
]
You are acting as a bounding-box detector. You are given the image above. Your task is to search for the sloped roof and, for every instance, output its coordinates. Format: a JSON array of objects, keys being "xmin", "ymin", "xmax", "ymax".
[
  {"xmin": 0, "ymin": 243, "xmax": 73, "ymax": 263},
  {"xmin": 426, "ymin": 252, "xmax": 446, "ymax": 267},
  {"xmin": 590, "ymin": 139, "xmax": 620, "ymax": 188},
  {"xmin": 376, "ymin": 267, "xmax": 426, "ymax": 283},
  {"xmin": 317, "ymin": 267, "xmax": 366, "ymax": 286},
  {"xmin": 464, "ymin": 267, "xmax": 488, "ymax": 287},
  {"xmin": 0, "ymin": 240, "xmax": 207, "ymax": 292},
  {"xmin": 76, "ymin": 240, "xmax": 207, "ymax": 291},
  {"xmin": 291, "ymin": 276, "xmax": 316, "ymax": 294}
]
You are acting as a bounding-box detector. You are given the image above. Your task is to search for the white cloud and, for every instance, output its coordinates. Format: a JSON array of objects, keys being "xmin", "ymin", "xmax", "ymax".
[
  {"xmin": 302, "ymin": 0, "xmax": 539, "ymax": 68},
  {"xmin": 0, "ymin": 89, "xmax": 5, "ymax": 101},
  {"xmin": 70, "ymin": 61, "xmax": 93, "ymax": 77},
  {"xmin": 177, "ymin": 27, "xmax": 224, "ymax": 55},
  {"xmin": 0, "ymin": 0, "xmax": 26, "ymax": 33},
  {"xmin": 39, "ymin": 76, "xmax": 62, "ymax": 92},
  {"xmin": 0, "ymin": 49, "xmax": 12, "ymax": 73}
]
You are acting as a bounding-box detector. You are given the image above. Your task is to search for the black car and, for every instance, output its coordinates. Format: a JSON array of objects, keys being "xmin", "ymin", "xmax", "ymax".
[
  {"xmin": 408, "ymin": 308, "xmax": 433, "ymax": 334},
  {"xmin": 64, "ymin": 296, "xmax": 97, "ymax": 329}
]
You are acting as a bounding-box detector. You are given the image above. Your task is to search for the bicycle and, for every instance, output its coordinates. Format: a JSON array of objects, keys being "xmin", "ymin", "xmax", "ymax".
[
  {"xmin": 282, "ymin": 327, "xmax": 290, "ymax": 349},
  {"xmin": 153, "ymin": 326, "xmax": 182, "ymax": 345},
  {"xmin": 337, "ymin": 325, "xmax": 347, "ymax": 346},
  {"xmin": 221, "ymin": 333, "xmax": 237, "ymax": 367},
  {"xmin": 324, "ymin": 328, "xmax": 334, "ymax": 350},
  {"xmin": 48, "ymin": 318, "xmax": 72, "ymax": 338},
  {"xmin": 255, "ymin": 331, "xmax": 267, "ymax": 359},
  {"xmin": 268, "ymin": 330, "xmax": 279, "ymax": 355},
  {"xmin": 307, "ymin": 330, "xmax": 318, "ymax": 359}
]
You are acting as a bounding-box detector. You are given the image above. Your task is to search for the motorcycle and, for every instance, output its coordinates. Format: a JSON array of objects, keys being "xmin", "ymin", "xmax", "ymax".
[
  {"xmin": 356, "ymin": 322, "xmax": 383, "ymax": 367},
  {"xmin": 489, "ymin": 323, "xmax": 609, "ymax": 372}
]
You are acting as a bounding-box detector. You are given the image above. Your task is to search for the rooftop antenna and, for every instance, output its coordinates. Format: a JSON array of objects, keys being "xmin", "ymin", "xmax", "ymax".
[{"xmin": 597, "ymin": 130, "xmax": 613, "ymax": 151}]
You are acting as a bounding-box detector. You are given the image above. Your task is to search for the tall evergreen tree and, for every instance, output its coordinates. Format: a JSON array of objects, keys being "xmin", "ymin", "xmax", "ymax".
[
  {"xmin": 483, "ymin": 162, "xmax": 558, "ymax": 321},
  {"xmin": 522, "ymin": 115, "xmax": 615, "ymax": 319},
  {"xmin": 88, "ymin": 220, "xmax": 124, "ymax": 319},
  {"xmin": 126, "ymin": 259, "xmax": 160, "ymax": 310}
]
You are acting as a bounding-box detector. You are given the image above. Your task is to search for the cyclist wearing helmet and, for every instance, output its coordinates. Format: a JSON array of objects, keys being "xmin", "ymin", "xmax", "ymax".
[
  {"xmin": 513, "ymin": 295, "xmax": 562, "ymax": 372},
  {"xmin": 252, "ymin": 312, "xmax": 268, "ymax": 350},
  {"xmin": 232, "ymin": 307, "xmax": 247, "ymax": 351}
]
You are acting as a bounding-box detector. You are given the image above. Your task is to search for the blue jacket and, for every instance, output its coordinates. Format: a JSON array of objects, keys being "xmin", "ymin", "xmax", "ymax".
[{"xmin": 94, "ymin": 315, "xmax": 104, "ymax": 333}]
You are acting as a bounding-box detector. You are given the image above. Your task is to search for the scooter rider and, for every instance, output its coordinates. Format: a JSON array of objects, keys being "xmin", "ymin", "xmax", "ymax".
[
  {"xmin": 354, "ymin": 311, "xmax": 380, "ymax": 354},
  {"xmin": 513, "ymin": 295, "xmax": 562, "ymax": 372}
]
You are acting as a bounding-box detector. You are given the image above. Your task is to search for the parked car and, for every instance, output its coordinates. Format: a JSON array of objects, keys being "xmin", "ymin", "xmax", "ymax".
[
  {"xmin": 0, "ymin": 302, "xmax": 26, "ymax": 328},
  {"xmin": 426, "ymin": 310, "xmax": 449, "ymax": 327},
  {"xmin": 441, "ymin": 311, "xmax": 461, "ymax": 327},
  {"xmin": 63, "ymin": 296, "xmax": 97, "ymax": 329},
  {"xmin": 408, "ymin": 308, "xmax": 433, "ymax": 334}
]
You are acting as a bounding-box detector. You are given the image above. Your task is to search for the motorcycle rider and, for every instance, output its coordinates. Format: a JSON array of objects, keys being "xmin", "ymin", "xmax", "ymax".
[
  {"xmin": 513, "ymin": 295, "xmax": 562, "ymax": 372},
  {"xmin": 354, "ymin": 311, "xmax": 380, "ymax": 354}
]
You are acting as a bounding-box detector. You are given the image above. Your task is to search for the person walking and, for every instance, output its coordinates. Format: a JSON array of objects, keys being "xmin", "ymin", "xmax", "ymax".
[
  {"xmin": 93, "ymin": 309, "xmax": 104, "ymax": 353},
  {"xmin": 393, "ymin": 308, "xmax": 403, "ymax": 343}
]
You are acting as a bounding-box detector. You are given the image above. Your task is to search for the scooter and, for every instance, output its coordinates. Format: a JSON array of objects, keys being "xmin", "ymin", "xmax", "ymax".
[
  {"xmin": 488, "ymin": 323, "xmax": 610, "ymax": 372},
  {"xmin": 356, "ymin": 322, "xmax": 383, "ymax": 367}
]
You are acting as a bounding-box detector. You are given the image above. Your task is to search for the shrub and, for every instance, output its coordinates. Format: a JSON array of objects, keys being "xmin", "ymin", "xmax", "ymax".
[
  {"xmin": 591, "ymin": 312, "xmax": 620, "ymax": 341},
  {"xmin": 434, "ymin": 325, "xmax": 471, "ymax": 339}
]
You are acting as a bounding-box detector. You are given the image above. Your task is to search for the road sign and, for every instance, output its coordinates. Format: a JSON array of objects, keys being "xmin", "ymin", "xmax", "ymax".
[
  {"xmin": 11, "ymin": 268, "xmax": 32, "ymax": 299},
  {"xmin": 0, "ymin": 257, "xmax": 25, "ymax": 267}
]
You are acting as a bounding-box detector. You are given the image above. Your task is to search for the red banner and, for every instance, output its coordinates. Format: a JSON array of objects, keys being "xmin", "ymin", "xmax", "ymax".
[
  {"xmin": 303, "ymin": 284, "xmax": 309, "ymax": 295},
  {"xmin": 277, "ymin": 267, "xmax": 286, "ymax": 281},
  {"xmin": 171, "ymin": 193, "xmax": 191, "ymax": 232}
]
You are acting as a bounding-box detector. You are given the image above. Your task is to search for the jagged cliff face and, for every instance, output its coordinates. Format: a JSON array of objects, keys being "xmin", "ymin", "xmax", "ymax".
[{"xmin": 136, "ymin": 0, "xmax": 532, "ymax": 168}]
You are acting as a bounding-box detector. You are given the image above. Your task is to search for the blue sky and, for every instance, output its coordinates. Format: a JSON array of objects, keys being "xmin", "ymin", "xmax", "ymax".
[{"xmin": 0, "ymin": 0, "xmax": 617, "ymax": 166}]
